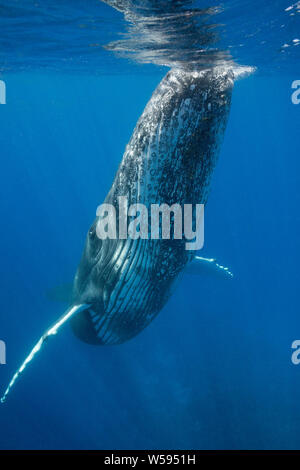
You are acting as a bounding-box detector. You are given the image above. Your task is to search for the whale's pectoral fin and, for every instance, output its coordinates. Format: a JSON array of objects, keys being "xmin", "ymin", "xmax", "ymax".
[
  {"xmin": 0, "ymin": 303, "xmax": 90, "ymax": 404},
  {"xmin": 185, "ymin": 256, "xmax": 233, "ymax": 279}
]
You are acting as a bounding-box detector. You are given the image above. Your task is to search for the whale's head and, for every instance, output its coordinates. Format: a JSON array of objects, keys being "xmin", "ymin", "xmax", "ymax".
[{"xmin": 70, "ymin": 218, "xmax": 180, "ymax": 345}]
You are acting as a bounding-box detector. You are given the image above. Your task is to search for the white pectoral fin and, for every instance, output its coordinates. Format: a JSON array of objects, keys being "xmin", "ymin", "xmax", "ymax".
[
  {"xmin": 185, "ymin": 256, "xmax": 233, "ymax": 279},
  {"xmin": 0, "ymin": 303, "xmax": 90, "ymax": 404}
]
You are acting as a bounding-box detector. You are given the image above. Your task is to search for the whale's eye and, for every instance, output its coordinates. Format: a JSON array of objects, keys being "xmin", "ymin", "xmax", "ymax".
[
  {"xmin": 88, "ymin": 225, "xmax": 99, "ymax": 245},
  {"xmin": 89, "ymin": 224, "xmax": 99, "ymax": 241},
  {"xmin": 88, "ymin": 225, "xmax": 102, "ymax": 259}
]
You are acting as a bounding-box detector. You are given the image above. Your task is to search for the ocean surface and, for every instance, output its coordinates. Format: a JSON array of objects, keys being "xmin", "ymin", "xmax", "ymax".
[{"xmin": 0, "ymin": 0, "xmax": 300, "ymax": 450}]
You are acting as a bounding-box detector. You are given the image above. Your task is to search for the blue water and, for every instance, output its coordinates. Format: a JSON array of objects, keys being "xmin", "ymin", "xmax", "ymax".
[{"xmin": 0, "ymin": 0, "xmax": 300, "ymax": 450}]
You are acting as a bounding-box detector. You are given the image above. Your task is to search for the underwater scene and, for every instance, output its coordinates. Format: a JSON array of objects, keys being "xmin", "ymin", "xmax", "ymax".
[{"xmin": 0, "ymin": 0, "xmax": 300, "ymax": 451}]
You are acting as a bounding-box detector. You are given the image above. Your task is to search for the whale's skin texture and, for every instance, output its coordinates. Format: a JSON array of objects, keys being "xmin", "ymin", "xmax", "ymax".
[{"xmin": 71, "ymin": 67, "xmax": 233, "ymax": 345}]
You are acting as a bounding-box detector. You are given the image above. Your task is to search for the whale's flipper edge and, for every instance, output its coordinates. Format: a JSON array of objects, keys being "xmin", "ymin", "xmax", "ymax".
[
  {"xmin": 185, "ymin": 256, "xmax": 233, "ymax": 279},
  {"xmin": 0, "ymin": 303, "xmax": 90, "ymax": 404}
]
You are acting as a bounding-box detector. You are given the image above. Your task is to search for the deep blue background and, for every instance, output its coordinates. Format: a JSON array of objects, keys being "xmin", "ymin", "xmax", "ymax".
[{"xmin": 0, "ymin": 71, "xmax": 300, "ymax": 449}]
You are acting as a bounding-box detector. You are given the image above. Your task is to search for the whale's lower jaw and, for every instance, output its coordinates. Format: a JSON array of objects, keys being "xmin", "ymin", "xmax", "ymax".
[{"xmin": 70, "ymin": 305, "xmax": 161, "ymax": 345}]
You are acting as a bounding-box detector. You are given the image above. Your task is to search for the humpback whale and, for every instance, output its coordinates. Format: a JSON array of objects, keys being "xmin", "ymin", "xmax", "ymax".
[
  {"xmin": 1, "ymin": 2, "xmax": 236, "ymax": 402},
  {"xmin": 71, "ymin": 67, "xmax": 233, "ymax": 346}
]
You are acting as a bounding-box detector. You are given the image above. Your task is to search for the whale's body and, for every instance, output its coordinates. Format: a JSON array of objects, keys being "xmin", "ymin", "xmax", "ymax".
[
  {"xmin": 1, "ymin": 67, "xmax": 234, "ymax": 404},
  {"xmin": 0, "ymin": 2, "xmax": 237, "ymax": 403},
  {"xmin": 71, "ymin": 67, "xmax": 233, "ymax": 345}
]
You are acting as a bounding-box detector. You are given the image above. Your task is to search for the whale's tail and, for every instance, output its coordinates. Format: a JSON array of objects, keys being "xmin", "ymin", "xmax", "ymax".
[{"xmin": 0, "ymin": 303, "xmax": 90, "ymax": 404}]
